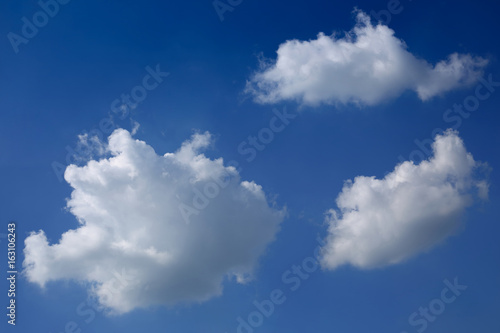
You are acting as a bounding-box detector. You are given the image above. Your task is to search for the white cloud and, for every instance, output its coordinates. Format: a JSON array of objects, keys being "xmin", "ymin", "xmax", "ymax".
[
  {"xmin": 246, "ymin": 10, "xmax": 487, "ymax": 106},
  {"xmin": 24, "ymin": 129, "xmax": 285, "ymax": 314},
  {"xmin": 320, "ymin": 130, "xmax": 488, "ymax": 270},
  {"xmin": 130, "ymin": 120, "xmax": 140, "ymax": 135}
]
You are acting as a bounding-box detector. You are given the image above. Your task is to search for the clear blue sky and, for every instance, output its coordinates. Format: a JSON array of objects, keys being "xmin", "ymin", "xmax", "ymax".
[{"xmin": 1, "ymin": 0, "xmax": 499, "ymax": 332}]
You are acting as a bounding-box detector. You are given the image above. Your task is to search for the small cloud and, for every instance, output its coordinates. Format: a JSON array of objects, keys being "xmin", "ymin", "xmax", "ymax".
[
  {"xmin": 130, "ymin": 120, "xmax": 140, "ymax": 135},
  {"xmin": 320, "ymin": 130, "xmax": 489, "ymax": 270},
  {"xmin": 246, "ymin": 10, "xmax": 487, "ymax": 107}
]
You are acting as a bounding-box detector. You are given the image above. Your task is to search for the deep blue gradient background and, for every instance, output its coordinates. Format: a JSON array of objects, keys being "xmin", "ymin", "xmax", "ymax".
[{"xmin": 0, "ymin": 0, "xmax": 499, "ymax": 332}]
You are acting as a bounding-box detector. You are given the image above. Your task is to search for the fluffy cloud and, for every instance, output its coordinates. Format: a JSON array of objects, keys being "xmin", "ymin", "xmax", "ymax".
[
  {"xmin": 24, "ymin": 129, "xmax": 285, "ymax": 313},
  {"xmin": 320, "ymin": 130, "xmax": 488, "ymax": 270},
  {"xmin": 246, "ymin": 11, "xmax": 487, "ymax": 106}
]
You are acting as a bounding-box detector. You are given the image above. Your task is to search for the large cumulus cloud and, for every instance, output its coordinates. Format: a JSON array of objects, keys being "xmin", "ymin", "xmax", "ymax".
[{"xmin": 24, "ymin": 129, "xmax": 285, "ymax": 313}]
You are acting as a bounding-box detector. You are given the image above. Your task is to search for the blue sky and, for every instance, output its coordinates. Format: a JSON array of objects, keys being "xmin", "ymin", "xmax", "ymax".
[{"xmin": 1, "ymin": 0, "xmax": 500, "ymax": 332}]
